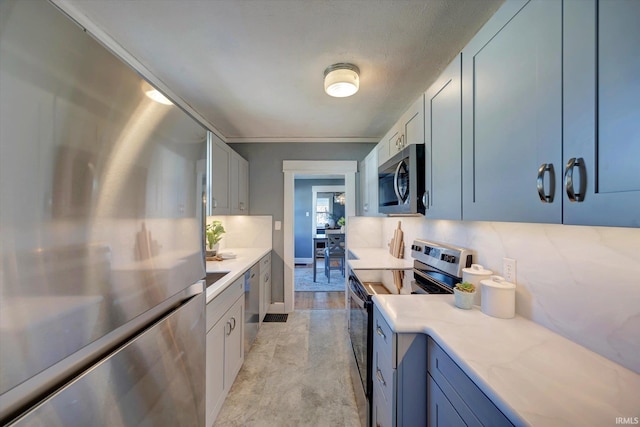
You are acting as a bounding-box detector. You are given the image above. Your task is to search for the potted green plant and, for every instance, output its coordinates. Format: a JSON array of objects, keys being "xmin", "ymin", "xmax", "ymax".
[
  {"xmin": 205, "ymin": 220, "xmax": 225, "ymax": 256},
  {"xmin": 453, "ymin": 281, "xmax": 476, "ymax": 309},
  {"xmin": 337, "ymin": 216, "xmax": 346, "ymax": 232}
]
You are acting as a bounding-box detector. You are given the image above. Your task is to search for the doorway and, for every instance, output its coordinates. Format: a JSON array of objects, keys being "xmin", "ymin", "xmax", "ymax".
[
  {"xmin": 282, "ymin": 161, "xmax": 357, "ymax": 313},
  {"xmin": 294, "ymin": 183, "xmax": 345, "ymax": 295}
]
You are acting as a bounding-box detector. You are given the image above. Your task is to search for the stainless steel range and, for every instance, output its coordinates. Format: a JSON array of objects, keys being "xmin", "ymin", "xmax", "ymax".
[
  {"xmin": 410, "ymin": 239, "xmax": 473, "ymax": 294},
  {"xmin": 348, "ymin": 239, "xmax": 473, "ymax": 427}
]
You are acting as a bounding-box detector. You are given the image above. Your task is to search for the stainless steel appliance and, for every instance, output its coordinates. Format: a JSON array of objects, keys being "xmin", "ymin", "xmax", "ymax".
[
  {"xmin": 410, "ymin": 239, "xmax": 473, "ymax": 294},
  {"xmin": 244, "ymin": 263, "xmax": 260, "ymax": 353},
  {"xmin": 1, "ymin": 1, "xmax": 207, "ymax": 425},
  {"xmin": 348, "ymin": 268, "xmax": 413, "ymax": 426},
  {"xmin": 348, "ymin": 239, "xmax": 472, "ymax": 426},
  {"xmin": 378, "ymin": 144, "xmax": 426, "ymax": 215}
]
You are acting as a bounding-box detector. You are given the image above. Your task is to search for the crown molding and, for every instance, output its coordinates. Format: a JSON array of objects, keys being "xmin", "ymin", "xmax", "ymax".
[{"xmin": 225, "ymin": 137, "xmax": 379, "ymax": 144}]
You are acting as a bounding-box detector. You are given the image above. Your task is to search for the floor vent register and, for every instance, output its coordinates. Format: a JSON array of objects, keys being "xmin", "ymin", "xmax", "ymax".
[{"xmin": 263, "ymin": 313, "xmax": 289, "ymax": 323}]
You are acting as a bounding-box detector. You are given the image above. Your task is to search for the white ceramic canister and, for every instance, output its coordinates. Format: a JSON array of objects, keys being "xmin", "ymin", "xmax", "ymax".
[
  {"xmin": 462, "ymin": 264, "xmax": 492, "ymax": 305},
  {"xmin": 480, "ymin": 275, "xmax": 516, "ymax": 319}
]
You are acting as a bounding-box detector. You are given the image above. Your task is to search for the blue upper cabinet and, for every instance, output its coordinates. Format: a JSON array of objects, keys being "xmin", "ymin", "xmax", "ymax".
[
  {"xmin": 424, "ymin": 54, "xmax": 462, "ymax": 220},
  {"xmin": 563, "ymin": 0, "xmax": 640, "ymax": 227},
  {"xmin": 461, "ymin": 0, "xmax": 562, "ymax": 223}
]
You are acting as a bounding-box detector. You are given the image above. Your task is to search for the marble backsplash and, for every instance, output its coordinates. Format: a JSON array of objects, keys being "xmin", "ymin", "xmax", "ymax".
[
  {"xmin": 348, "ymin": 216, "xmax": 640, "ymax": 373},
  {"xmin": 208, "ymin": 215, "xmax": 273, "ymax": 250}
]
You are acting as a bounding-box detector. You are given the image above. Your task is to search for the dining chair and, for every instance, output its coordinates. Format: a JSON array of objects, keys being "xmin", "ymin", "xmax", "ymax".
[{"xmin": 324, "ymin": 233, "xmax": 345, "ymax": 282}]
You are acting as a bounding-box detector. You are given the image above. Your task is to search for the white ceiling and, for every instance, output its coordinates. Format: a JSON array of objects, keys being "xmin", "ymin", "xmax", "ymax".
[{"xmin": 60, "ymin": 0, "xmax": 503, "ymax": 143}]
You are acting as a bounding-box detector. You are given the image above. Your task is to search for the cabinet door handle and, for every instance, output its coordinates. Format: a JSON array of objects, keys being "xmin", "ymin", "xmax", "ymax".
[
  {"xmin": 375, "ymin": 368, "xmax": 386, "ymax": 386},
  {"xmin": 226, "ymin": 321, "xmax": 232, "ymax": 336},
  {"xmin": 364, "ymin": 203, "xmax": 369, "ymax": 212},
  {"xmin": 536, "ymin": 163, "xmax": 556, "ymax": 203},
  {"xmin": 422, "ymin": 191, "xmax": 429, "ymax": 209},
  {"xmin": 212, "ymin": 197, "xmax": 218, "ymax": 209},
  {"xmin": 230, "ymin": 317, "xmax": 236, "ymax": 330},
  {"xmin": 564, "ymin": 157, "xmax": 586, "ymax": 202},
  {"xmin": 376, "ymin": 326, "xmax": 386, "ymax": 340}
]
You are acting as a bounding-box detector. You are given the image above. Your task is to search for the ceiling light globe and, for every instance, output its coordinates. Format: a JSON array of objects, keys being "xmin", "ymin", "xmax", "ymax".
[{"xmin": 324, "ymin": 64, "xmax": 359, "ymax": 97}]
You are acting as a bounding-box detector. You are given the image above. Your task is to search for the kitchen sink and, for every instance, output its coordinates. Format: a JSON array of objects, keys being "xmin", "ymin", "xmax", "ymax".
[{"xmin": 206, "ymin": 272, "xmax": 229, "ymax": 288}]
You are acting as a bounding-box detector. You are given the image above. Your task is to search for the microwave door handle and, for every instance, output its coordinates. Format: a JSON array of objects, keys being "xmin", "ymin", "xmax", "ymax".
[{"xmin": 393, "ymin": 161, "xmax": 404, "ymax": 202}]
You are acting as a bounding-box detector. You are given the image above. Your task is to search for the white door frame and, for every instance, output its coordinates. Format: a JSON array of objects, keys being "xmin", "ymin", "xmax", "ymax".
[{"xmin": 282, "ymin": 161, "xmax": 357, "ymax": 313}]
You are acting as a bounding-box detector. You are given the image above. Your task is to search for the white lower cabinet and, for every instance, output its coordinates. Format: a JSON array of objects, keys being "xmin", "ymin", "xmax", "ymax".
[
  {"xmin": 427, "ymin": 337, "xmax": 513, "ymax": 427},
  {"xmin": 372, "ymin": 305, "xmax": 426, "ymax": 427},
  {"xmin": 427, "ymin": 376, "xmax": 466, "ymax": 427},
  {"xmin": 205, "ymin": 277, "xmax": 244, "ymax": 427}
]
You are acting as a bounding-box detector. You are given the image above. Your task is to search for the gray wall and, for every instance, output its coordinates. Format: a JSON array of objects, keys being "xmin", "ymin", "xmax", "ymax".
[
  {"xmin": 294, "ymin": 179, "xmax": 345, "ymax": 259},
  {"xmin": 229, "ymin": 142, "xmax": 374, "ymax": 302}
]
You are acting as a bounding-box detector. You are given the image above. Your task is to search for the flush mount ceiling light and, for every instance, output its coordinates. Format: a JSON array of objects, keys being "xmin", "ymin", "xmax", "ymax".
[{"xmin": 324, "ymin": 63, "xmax": 360, "ymax": 98}]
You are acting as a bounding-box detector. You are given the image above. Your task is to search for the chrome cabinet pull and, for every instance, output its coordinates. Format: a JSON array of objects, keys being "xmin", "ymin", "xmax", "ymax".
[
  {"xmin": 376, "ymin": 325, "xmax": 386, "ymax": 340},
  {"xmin": 212, "ymin": 197, "xmax": 218, "ymax": 208},
  {"xmin": 536, "ymin": 163, "xmax": 555, "ymax": 203},
  {"xmin": 239, "ymin": 202, "xmax": 245, "ymax": 211},
  {"xmin": 376, "ymin": 368, "xmax": 386, "ymax": 386},
  {"xmin": 422, "ymin": 191, "xmax": 429, "ymax": 209},
  {"xmin": 230, "ymin": 317, "xmax": 236, "ymax": 330},
  {"xmin": 226, "ymin": 321, "xmax": 232, "ymax": 336},
  {"xmin": 564, "ymin": 157, "xmax": 586, "ymax": 202}
]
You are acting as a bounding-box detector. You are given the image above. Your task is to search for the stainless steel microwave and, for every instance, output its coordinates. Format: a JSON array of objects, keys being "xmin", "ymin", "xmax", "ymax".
[{"xmin": 378, "ymin": 144, "xmax": 426, "ymax": 215}]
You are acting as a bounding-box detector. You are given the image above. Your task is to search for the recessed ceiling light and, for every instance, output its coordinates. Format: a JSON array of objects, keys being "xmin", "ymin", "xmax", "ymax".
[{"xmin": 324, "ymin": 63, "xmax": 360, "ymax": 98}]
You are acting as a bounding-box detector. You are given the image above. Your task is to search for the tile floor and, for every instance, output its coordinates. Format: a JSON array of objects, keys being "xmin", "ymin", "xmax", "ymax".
[{"xmin": 213, "ymin": 309, "xmax": 361, "ymax": 427}]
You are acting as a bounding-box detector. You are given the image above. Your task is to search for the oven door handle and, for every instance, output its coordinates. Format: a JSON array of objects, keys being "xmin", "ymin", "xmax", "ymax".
[{"xmin": 349, "ymin": 284, "xmax": 366, "ymax": 309}]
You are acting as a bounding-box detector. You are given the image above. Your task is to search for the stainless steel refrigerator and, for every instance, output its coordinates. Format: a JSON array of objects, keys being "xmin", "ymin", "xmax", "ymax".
[{"xmin": 0, "ymin": 1, "xmax": 208, "ymax": 425}]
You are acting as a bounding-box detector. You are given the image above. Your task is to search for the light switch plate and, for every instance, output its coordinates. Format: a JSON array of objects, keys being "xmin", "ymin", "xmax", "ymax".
[{"xmin": 274, "ymin": 221, "xmax": 281, "ymax": 231}]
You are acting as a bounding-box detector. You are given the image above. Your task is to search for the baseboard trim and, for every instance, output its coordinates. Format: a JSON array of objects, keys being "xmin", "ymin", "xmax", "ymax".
[
  {"xmin": 268, "ymin": 302, "xmax": 287, "ymax": 313},
  {"xmin": 294, "ymin": 257, "xmax": 313, "ymax": 264}
]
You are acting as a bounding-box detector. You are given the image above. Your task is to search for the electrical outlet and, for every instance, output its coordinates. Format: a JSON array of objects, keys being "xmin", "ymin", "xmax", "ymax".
[{"xmin": 503, "ymin": 258, "xmax": 516, "ymax": 283}]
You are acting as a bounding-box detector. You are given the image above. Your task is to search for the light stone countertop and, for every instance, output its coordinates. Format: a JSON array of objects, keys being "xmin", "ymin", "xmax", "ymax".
[
  {"xmin": 205, "ymin": 247, "xmax": 271, "ymax": 303},
  {"xmin": 347, "ymin": 247, "xmax": 413, "ymax": 270},
  {"xmin": 372, "ymin": 294, "xmax": 640, "ymax": 426}
]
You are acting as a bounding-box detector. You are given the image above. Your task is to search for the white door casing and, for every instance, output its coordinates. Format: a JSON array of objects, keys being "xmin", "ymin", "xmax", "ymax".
[{"xmin": 282, "ymin": 161, "xmax": 357, "ymax": 313}]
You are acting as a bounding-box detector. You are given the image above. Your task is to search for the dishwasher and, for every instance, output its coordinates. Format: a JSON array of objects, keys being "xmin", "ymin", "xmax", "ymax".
[{"xmin": 244, "ymin": 262, "xmax": 260, "ymax": 354}]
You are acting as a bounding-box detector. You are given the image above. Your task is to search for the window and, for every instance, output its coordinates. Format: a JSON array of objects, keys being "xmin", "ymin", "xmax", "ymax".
[{"xmin": 316, "ymin": 196, "xmax": 332, "ymax": 227}]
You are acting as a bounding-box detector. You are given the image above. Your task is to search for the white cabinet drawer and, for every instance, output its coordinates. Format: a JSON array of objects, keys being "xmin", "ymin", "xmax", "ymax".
[
  {"xmin": 427, "ymin": 337, "xmax": 513, "ymax": 426},
  {"xmin": 373, "ymin": 343, "xmax": 395, "ymax": 405},
  {"xmin": 206, "ymin": 277, "xmax": 243, "ymax": 332},
  {"xmin": 373, "ymin": 305, "xmax": 394, "ymax": 366},
  {"xmin": 373, "ymin": 377, "xmax": 393, "ymax": 427}
]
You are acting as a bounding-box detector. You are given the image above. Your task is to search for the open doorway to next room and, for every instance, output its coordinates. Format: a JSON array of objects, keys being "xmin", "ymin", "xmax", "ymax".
[{"xmin": 293, "ymin": 178, "xmax": 345, "ymax": 309}]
